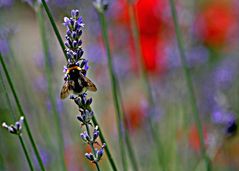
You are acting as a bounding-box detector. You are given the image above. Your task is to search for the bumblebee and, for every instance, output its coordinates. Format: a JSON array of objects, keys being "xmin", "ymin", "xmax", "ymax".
[{"xmin": 60, "ymin": 64, "xmax": 97, "ymax": 99}]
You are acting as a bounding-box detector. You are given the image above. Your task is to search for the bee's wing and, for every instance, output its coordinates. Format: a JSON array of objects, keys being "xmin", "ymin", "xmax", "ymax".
[
  {"xmin": 84, "ymin": 77, "xmax": 97, "ymax": 92},
  {"xmin": 60, "ymin": 82, "xmax": 71, "ymax": 99}
]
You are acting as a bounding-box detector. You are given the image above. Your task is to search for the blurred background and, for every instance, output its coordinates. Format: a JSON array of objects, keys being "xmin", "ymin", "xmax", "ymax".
[{"xmin": 1, "ymin": 0, "xmax": 239, "ymax": 170}]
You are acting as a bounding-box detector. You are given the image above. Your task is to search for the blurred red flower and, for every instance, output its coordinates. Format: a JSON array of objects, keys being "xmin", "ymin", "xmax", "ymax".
[
  {"xmin": 124, "ymin": 104, "xmax": 145, "ymax": 132},
  {"xmin": 196, "ymin": 0, "xmax": 237, "ymax": 48},
  {"xmin": 114, "ymin": 0, "xmax": 169, "ymax": 74},
  {"xmin": 188, "ymin": 124, "xmax": 208, "ymax": 152}
]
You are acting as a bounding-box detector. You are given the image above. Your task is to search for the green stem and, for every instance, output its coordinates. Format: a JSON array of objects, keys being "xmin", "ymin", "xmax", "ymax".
[
  {"xmin": 127, "ymin": 2, "xmax": 166, "ymax": 170},
  {"xmin": 168, "ymin": 0, "xmax": 211, "ymax": 170},
  {"xmin": 97, "ymin": 11, "xmax": 128, "ymax": 171},
  {"xmin": 0, "ymin": 53, "xmax": 46, "ymax": 171},
  {"xmin": 40, "ymin": 0, "xmax": 67, "ymax": 60},
  {"xmin": 0, "ymin": 132, "xmax": 5, "ymax": 170},
  {"xmin": 85, "ymin": 124, "xmax": 101, "ymax": 171},
  {"xmin": 0, "ymin": 66, "xmax": 35, "ymax": 171},
  {"xmin": 116, "ymin": 81, "xmax": 138, "ymax": 171},
  {"xmin": 37, "ymin": 5, "xmax": 67, "ymax": 171},
  {"xmin": 40, "ymin": 1, "xmax": 117, "ymax": 170},
  {"xmin": 0, "ymin": 72, "xmax": 16, "ymax": 121},
  {"xmin": 18, "ymin": 136, "xmax": 35, "ymax": 171}
]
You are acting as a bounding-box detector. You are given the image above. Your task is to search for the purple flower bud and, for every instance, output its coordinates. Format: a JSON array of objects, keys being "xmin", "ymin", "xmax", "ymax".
[
  {"xmin": 19, "ymin": 117, "xmax": 24, "ymax": 126},
  {"xmin": 93, "ymin": 0, "xmax": 109, "ymax": 13},
  {"xmin": 77, "ymin": 115, "xmax": 84, "ymax": 122},
  {"xmin": 9, "ymin": 126, "xmax": 17, "ymax": 134},
  {"xmin": 71, "ymin": 9, "xmax": 79, "ymax": 19},
  {"xmin": 83, "ymin": 62, "xmax": 89, "ymax": 71},
  {"xmin": 93, "ymin": 127, "xmax": 99, "ymax": 141},
  {"xmin": 82, "ymin": 113, "xmax": 86, "ymax": 121},
  {"xmin": 66, "ymin": 51, "xmax": 72, "ymax": 59},
  {"xmin": 77, "ymin": 49, "xmax": 84, "ymax": 58},
  {"xmin": 93, "ymin": 131, "xmax": 99, "ymax": 141},
  {"xmin": 69, "ymin": 95, "xmax": 75, "ymax": 99},
  {"xmin": 75, "ymin": 10, "xmax": 79, "ymax": 18},
  {"xmin": 80, "ymin": 59, "xmax": 87, "ymax": 67},
  {"xmin": 80, "ymin": 132, "xmax": 86, "ymax": 140},
  {"xmin": 78, "ymin": 40, "xmax": 82, "ymax": 46},
  {"xmin": 66, "ymin": 29, "xmax": 71, "ymax": 37},
  {"xmin": 65, "ymin": 41, "xmax": 71, "ymax": 48},
  {"xmin": 70, "ymin": 19, "xmax": 74, "ymax": 27},
  {"xmin": 97, "ymin": 149, "xmax": 103, "ymax": 159},
  {"xmin": 63, "ymin": 66, "xmax": 67, "ymax": 73},
  {"xmin": 65, "ymin": 36, "xmax": 71, "ymax": 42},
  {"xmin": 80, "ymin": 131, "xmax": 90, "ymax": 142},
  {"xmin": 71, "ymin": 31, "xmax": 77, "ymax": 39},
  {"xmin": 15, "ymin": 121, "xmax": 21, "ymax": 130},
  {"xmin": 2, "ymin": 122, "xmax": 14, "ymax": 134},
  {"xmin": 71, "ymin": 9, "xmax": 76, "ymax": 18},
  {"xmin": 63, "ymin": 17, "xmax": 69, "ymax": 25},
  {"xmin": 96, "ymin": 143, "xmax": 106, "ymax": 161},
  {"xmin": 76, "ymin": 17, "xmax": 84, "ymax": 27},
  {"xmin": 2, "ymin": 122, "xmax": 7, "ymax": 128},
  {"xmin": 73, "ymin": 97, "xmax": 81, "ymax": 106},
  {"xmin": 73, "ymin": 52, "xmax": 78, "ymax": 58},
  {"xmin": 81, "ymin": 95, "xmax": 87, "ymax": 105},
  {"xmin": 86, "ymin": 98, "xmax": 92, "ymax": 105},
  {"xmin": 72, "ymin": 41, "xmax": 78, "ymax": 48},
  {"xmin": 79, "ymin": 108, "xmax": 84, "ymax": 114},
  {"xmin": 77, "ymin": 30, "xmax": 82, "ymax": 37},
  {"xmin": 85, "ymin": 153, "xmax": 94, "ymax": 161},
  {"xmin": 85, "ymin": 110, "xmax": 94, "ymax": 121}
]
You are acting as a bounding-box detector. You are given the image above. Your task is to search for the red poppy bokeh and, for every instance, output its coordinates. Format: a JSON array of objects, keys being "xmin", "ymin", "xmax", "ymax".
[
  {"xmin": 188, "ymin": 124, "xmax": 208, "ymax": 152},
  {"xmin": 124, "ymin": 104, "xmax": 145, "ymax": 132},
  {"xmin": 196, "ymin": 0, "xmax": 237, "ymax": 48},
  {"xmin": 114, "ymin": 0, "xmax": 169, "ymax": 74}
]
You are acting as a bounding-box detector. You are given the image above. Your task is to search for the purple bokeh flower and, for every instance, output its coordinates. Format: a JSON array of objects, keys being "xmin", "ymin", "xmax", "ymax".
[
  {"xmin": 0, "ymin": 39, "xmax": 9, "ymax": 56},
  {"xmin": 0, "ymin": 27, "xmax": 15, "ymax": 56},
  {"xmin": 200, "ymin": 56, "xmax": 239, "ymax": 126},
  {"xmin": 213, "ymin": 57, "xmax": 238, "ymax": 89},
  {"xmin": 165, "ymin": 42, "xmax": 209, "ymax": 69},
  {"xmin": 211, "ymin": 106, "xmax": 235, "ymax": 125},
  {"xmin": 33, "ymin": 148, "xmax": 51, "ymax": 169},
  {"xmin": 0, "ymin": 0, "xmax": 13, "ymax": 8}
]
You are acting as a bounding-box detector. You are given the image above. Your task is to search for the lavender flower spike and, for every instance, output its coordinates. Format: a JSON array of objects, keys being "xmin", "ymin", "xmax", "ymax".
[{"xmin": 62, "ymin": 10, "xmax": 105, "ymax": 170}]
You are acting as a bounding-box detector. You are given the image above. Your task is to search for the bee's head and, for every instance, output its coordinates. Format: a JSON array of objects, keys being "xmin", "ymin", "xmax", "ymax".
[
  {"xmin": 66, "ymin": 65, "xmax": 82, "ymax": 74},
  {"xmin": 67, "ymin": 63, "xmax": 79, "ymax": 68}
]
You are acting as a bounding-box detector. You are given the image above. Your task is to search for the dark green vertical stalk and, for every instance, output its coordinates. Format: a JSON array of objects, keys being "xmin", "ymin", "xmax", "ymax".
[
  {"xmin": 168, "ymin": 0, "xmax": 211, "ymax": 170},
  {"xmin": 0, "ymin": 132, "xmax": 5, "ymax": 171},
  {"xmin": 0, "ymin": 53, "xmax": 46, "ymax": 171},
  {"xmin": 97, "ymin": 11, "xmax": 128, "ymax": 171},
  {"xmin": 127, "ymin": 2, "xmax": 166, "ymax": 170},
  {"xmin": 40, "ymin": 0, "xmax": 67, "ymax": 60},
  {"xmin": 40, "ymin": 1, "xmax": 118, "ymax": 170},
  {"xmin": 18, "ymin": 136, "xmax": 35, "ymax": 171},
  {"xmin": 0, "ymin": 69, "xmax": 35, "ymax": 171},
  {"xmin": 37, "ymin": 5, "xmax": 67, "ymax": 171}
]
